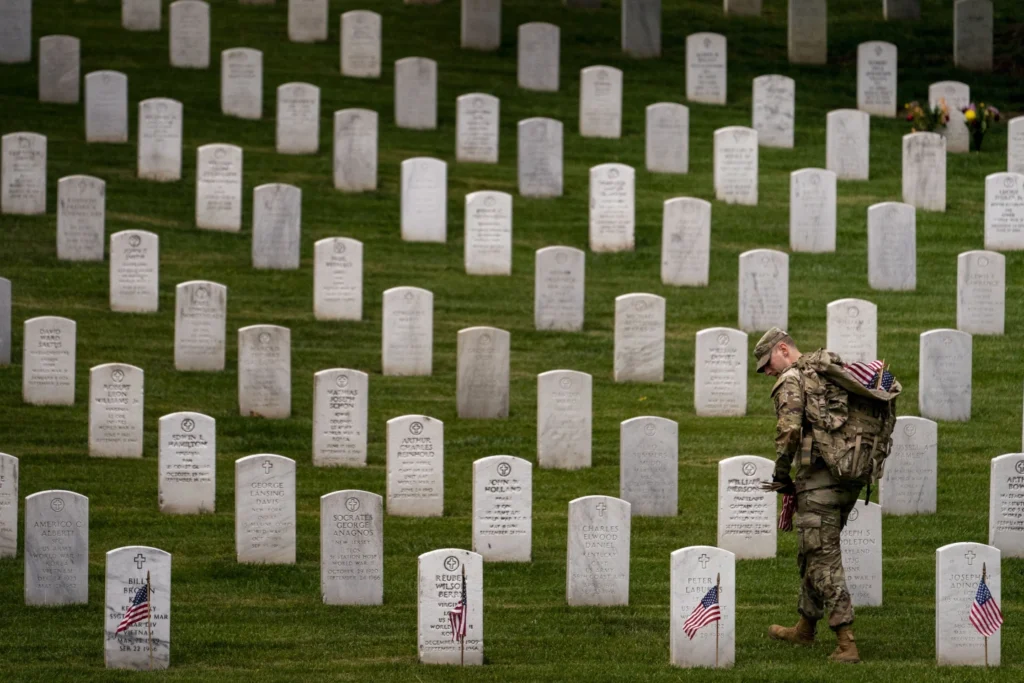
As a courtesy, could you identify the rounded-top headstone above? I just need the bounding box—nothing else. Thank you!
[104,545,171,670]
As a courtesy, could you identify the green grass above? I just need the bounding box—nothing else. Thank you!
[2,0,1024,680]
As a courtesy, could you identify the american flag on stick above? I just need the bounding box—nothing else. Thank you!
[448,566,468,643]
[116,584,150,634]
[844,360,895,391]
[779,493,796,531]
[970,569,1003,638]
[684,585,721,640]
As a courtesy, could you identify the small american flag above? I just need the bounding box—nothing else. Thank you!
[969,575,1003,638]
[844,360,894,391]
[683,585,721,640]
[448,570,468,643]
[779,493,796,531]
[116,584,149,634]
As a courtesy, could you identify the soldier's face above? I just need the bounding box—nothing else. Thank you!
[763,344,791,377]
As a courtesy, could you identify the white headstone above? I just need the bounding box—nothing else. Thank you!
[252,183,301,269]
[235,454,296,564]
[953,0,992,72]
[622,0,660,58]
[686,33,727,105]
[534,246,584,331]
[457,326,510,419]
[0,453,15,558]
[620,416,678,516]
[122,0,161,31]
[518,117,563,197]
[789,168,836,252]
[825,298,876,364]
[957,250,1004,335]
[880,416,937,516]
[104,546,170,670]
[857,41,897,118]
[1,132,46,215]
[566,495,631,605]
[394,57,437,130]
[725,0,760,15]
[464,191,511,275]
[929,81,970,154]
[579,66,622,138]
[694,327,747,417]
[57,175,106,262]
[417,549,483,664]
[174,280,226,371]
[276,82,320,154]
[220,48,262,120]
[867,202,916,291]
[885,0,919,20]
[919,329,972,422]
[713,126,758,205]
[787,0,827,64]
[461,0,500,51]
[537,369,592,470]
[0,277,8,366]
[456,94,499,164]
[85,71,128,143]
[195,143,243,232]
[386,415,444,516]
[169,1,210,69]
[314,237,363,321]
[661,197,709,286]
[22,316,76,405]
[473,456,532,561]
[752,75,794,149]
[614,293,665,383]
[138,98,182,181]
[670,546,735,668]
[935,542,1000,665]
[158,411,216,514]
[646,103,689,174]
[738,249,788,332]
[984,172,1024,250]
[518,22,558,92]
[840,502,882,606]
[238,325,291,419]
[401,157,446,242]
[321,490,383,604]
[902,132,947,212]
[24,490,88,605]
[717,455,776,558]
[313,369,368,467]
[1009,118,1024,175]
[39,35,80,103]
[826,109,870,180]
[989,454,1024,558]
[0,0,31,63]
[333,109,378,192]
[288,0,327,42]
[340,10,381,78]
[89,363,144,459]
[382,287,433,376]
[590,163,635,252]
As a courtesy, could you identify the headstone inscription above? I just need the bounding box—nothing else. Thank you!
[738,249,788,332]
[717,455,776,558]
[935,542,1000,666]
[158,411,215,514]
[0,279,9,366]
[252,183,301,270]
[0,453,17,558]
[957,250,1005,335]
[669,546,735,668]
[589,163,635,252]
[620,416,678,516]
[840,502,882,606]
[713,126,758,205]
[88,363,144,459]
[929,81,970,154]
[472,456,532,562]
[1010,118,1024,175]
[918,329,972,422]
[902,132,946,212]
[321,490,383,605]
[953,0,993,72]
[401,157,447,242]
[103,546,170,670]
[387,415,444,516]
[0,0,31,63]
[880,416,938,516]
[276,82,320,154]
[867,202,916,291]
[789,168,837,253]
[537,370,592,470]
[983,172,1024,250]
[461,0,501,51]
[57,175,106,262]
[220,48,262,120]
[694,327,747,417]
[85,71,129,143]
[417,549,483,664]
[614,293,665,383]
[518,117,563,197]
[170,0,210,69]
[395,57,437,130]
[788,0,827,65]
[237,325,291,419]
[464,191,512,275]
[288,0,328,43]
[333,109,378,192]
[22,316,76,406]
[752,75,794,149]
[137,98,183,182]
[456,93,499,164]
[39,35,80,103]
[1,132,46,215]
[314,237,363,321]
[579,66,623,138]
[566,496,631,606]
[661,197,709,286]
[621,0,661,58]
[989,454,1024,557]
[235,454,296,564]
[340,10,381,78]
[195,143,243,231]
[686,32,727,105]
[313,369,368,467]
[518,22,559,92]
[457,326,511,419]
[826,109,870,181]
[825,298,877,364]
[24,490,88,605]
[382,286,433,376]
[174,280,226,371]
[122,0,161,31]
[534,246,584,331]
[857,41,897,118]
[646,103,689,174]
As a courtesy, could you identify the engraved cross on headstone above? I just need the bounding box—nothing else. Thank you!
[134,553,146,570]
[964,550,977,566]
[596,502,607,517]
[698,553,710,570]
[262,460,273,474]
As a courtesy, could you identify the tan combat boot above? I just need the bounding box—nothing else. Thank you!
[828,626,861,663]
[768,616,816,645]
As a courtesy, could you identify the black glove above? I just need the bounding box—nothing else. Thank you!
[759,474,796,495]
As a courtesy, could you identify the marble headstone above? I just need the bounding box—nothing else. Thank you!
[252,183,302,270]
[787,0,827,64]
[1,132,46,215]
[395,57,437,130]
[39,35,79,103]
[472,456,532,562]
[534,246,584,331]
[159,411,215,514]
[918,329,972,422]
[122,0,161,31]
[826,109,870,181]
[884,0,919,20]
[880,416,937,516]
[170,0,210,69]
[321,490,383,604]
[713,126,758,205]
[953,0,993,72]
[457,326,510,419]
[694,327,747,417]
[983,172,1024,250]
[461,0,501,51]
[22,316,76,406]
[725,0,760,15]
[85,71,129,143]
[401,157,447,242]
[1009,118,1024,175]
[57,175,106,262]
[620,416,678,516]
[957,250,1005,335]
[566,496,631,606]
[340,10,381,78]
[0,453,16,558]
[989,454,1024,557]
[518,22,558,92]
[88,363,144,459]
[579,66,622,138]
[104,546,170,670]
[195,143,243,231]
[686,33,727,105]
[0,278,8,365]
[138,98,183,181]
[902,132,946,212]
[0,0,31,63]
[622,0,661,58]
[752,75,794,149]
[614,293,665,383]
[537,370,592,470]
[670,546,735,668]
[313,237,363,321]
[717,455,776,558]
[382,286,433,376]
[24,490,88,605]
[386,415,444,516]
[464,191,512,275]
[174,280,226,371]
[235,454,296,564]
[840,502,882,606]
[238,325,291,419]
[288,0,328,43]
[333,109,378,192]
[276,83,320,154]
[825,298,877,364]
[738,249,788,332]
[789,168,836,252]
[867,202,916,291]
[110,230,159,313]
[646,103,689,174]
[929,81,970,154]
[518,117,563,197]
[589,163,635,252]
[456,94,499,164]
[313,369,368,467]
[857,42,897,118]
[220,48,262,120]
[417,549,483,664]
[936,542,1000,665]
[661,197,709,286]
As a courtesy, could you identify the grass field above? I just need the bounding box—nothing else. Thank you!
[2,0,1024,680]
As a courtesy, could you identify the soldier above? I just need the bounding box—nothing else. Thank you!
[754,327,862,664]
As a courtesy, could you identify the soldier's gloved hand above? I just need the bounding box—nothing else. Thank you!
[770,474,796,495]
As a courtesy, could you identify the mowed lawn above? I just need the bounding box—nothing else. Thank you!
[1,0,1024,680]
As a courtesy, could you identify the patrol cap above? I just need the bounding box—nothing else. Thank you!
[754,327,788,373]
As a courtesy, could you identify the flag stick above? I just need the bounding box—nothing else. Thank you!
[873,360,886,389]
[715,573,721,669]
[146,570,153,671]
[460,564,466,667]
[983,563,988,668]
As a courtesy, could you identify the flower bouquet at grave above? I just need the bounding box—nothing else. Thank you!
[904,100,949,133]
[962,102,1001,152]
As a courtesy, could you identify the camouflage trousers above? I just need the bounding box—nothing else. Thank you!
[794,485,861,629]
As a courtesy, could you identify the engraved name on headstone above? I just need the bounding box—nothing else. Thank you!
[57,175,105,262]
[535,246,584,331]
[382,286,433,376]
[590,163,635,252]
[238,325,291,419]
[103,546,170,670]
[170,0,210,69]
[567,495,631,605]
[473,456,532,561]
[686,32,727,105]
[174,280,226,371]
[614,293,665,383]
[110,231,159,313]
[752,75,794,149]
[789,168,836,252]
[456,94,499,164]
[738,249,787,332]
[840,502,882,606]
[252,183,301,269]
[0,453,18,558]
[957,250,1005,335]
[518,22,559,92]
[880,416,938,516]
[919,329,972,422]
[646,103,689,174]
[235,454,296,564]
[395,57,437,130]
[902,132,946,212]
[24,490,88,605]
[276,82,320,154]
[159,411,216,514]
[89,363,144,459]
[518,117,563,197]
[333,109,378,192]
[401,157,446,242]
[321,490,383,604]
[220,48,262,120]
[857,41,897,118]
[661,197,709,286]
[620,416,678,516]
[694,327,748,417]
[1,132,46,215]
[983,172,1024,250]
[713,126,758,205]
[989,454,1024,558]
[936,542,1000,665]
[465,191,512,275]
[314,237,363,321]
[670,546,735,668]
[457,326,511,419]
[85,71,129,143]
[717,455,776,558]
[537,369,592,470]
[579,66,623,139]
[387,415,444,516]
[22,316,76,405]
[825,298,877,364]
[313,369,368,467]
[826,109,870,181]
[417,549,483,664]
[138,98,183,181]
[39,35,80,103]
[341,10,381,78]
[195,143,243,231]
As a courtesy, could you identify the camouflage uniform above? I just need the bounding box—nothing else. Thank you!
[772,355,862,629]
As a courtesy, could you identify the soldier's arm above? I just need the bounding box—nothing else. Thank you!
[772,374,804,483]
